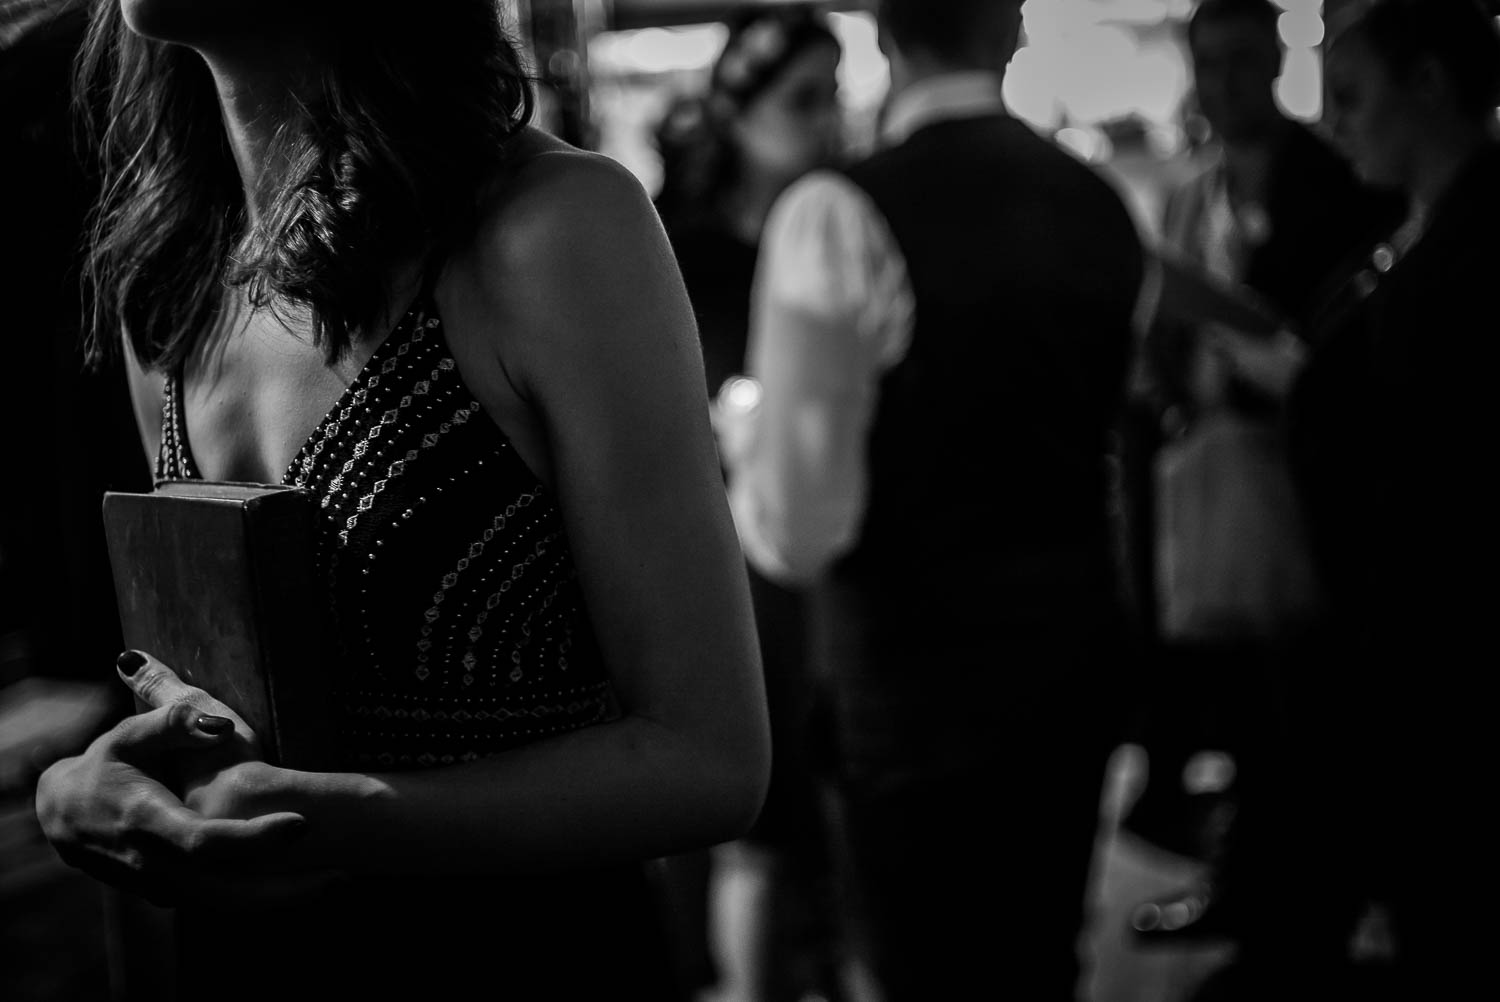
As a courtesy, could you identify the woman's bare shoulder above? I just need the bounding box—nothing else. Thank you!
[442,127,681,358]
[465,127,664,270]
[493,126,647,200]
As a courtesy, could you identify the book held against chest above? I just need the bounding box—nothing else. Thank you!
[102,480,336,771]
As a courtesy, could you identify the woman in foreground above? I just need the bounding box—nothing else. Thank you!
[34,1,770,996]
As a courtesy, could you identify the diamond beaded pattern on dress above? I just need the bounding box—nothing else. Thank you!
[156,294,615,769]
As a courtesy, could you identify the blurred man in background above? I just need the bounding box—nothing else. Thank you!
[726,0,1145,996]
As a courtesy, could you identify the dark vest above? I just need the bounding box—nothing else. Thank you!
[818,114,1142,736]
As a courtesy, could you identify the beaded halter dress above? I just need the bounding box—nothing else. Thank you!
[156,292,679,1001]
[156,292,616,769]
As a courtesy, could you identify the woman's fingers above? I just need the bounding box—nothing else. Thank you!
[181,812,310,863]
[114,649,262,754]
[122,802,315,905]
[95,775,307,861]
[36,744,311,908]
[149,811,332,908]
[106,701,240,762]
[117,649,208,709]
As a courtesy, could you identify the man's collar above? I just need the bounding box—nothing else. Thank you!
[879,71,1008,147]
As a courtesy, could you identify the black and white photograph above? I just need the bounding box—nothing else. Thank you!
[2,0,1496,999]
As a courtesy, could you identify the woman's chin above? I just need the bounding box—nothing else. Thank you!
[119,0,199,42]
[119,0,276,45]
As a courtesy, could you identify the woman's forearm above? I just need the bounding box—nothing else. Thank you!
[247,712,766,876]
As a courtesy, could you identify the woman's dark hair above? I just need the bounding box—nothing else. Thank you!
[1329,0,1500,122]
[75,0,534,370]
[653,3,837,232]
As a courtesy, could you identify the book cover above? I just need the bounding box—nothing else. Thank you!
[101,481,336,771]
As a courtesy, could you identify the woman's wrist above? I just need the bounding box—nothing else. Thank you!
[221,765,395,872]
[190,761,384,822]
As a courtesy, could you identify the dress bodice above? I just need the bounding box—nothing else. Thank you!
[156,293,614,769]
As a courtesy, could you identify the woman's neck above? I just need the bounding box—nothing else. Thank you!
[199,44,314,224]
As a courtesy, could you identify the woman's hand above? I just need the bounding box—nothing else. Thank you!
[33,700,311,906]
[116,652,318,822]
[116,649,263,761]
[115,649,266,809]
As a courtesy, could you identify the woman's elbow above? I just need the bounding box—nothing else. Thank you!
[698,723,772,841]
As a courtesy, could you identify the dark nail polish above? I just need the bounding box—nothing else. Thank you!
[195,714,233,735]
[116,650,147,676]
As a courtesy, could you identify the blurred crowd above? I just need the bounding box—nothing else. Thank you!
[644,1,1499,999]
[3,0,1497,1000]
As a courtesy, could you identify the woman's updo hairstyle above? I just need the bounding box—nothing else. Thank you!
[653,3,837,231]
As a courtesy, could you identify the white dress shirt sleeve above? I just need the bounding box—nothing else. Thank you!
[725,169,915,584]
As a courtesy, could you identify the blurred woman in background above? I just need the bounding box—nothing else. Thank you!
[651,6,847,1001]
[655,3,844,402]
[1207,0,1500,993]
